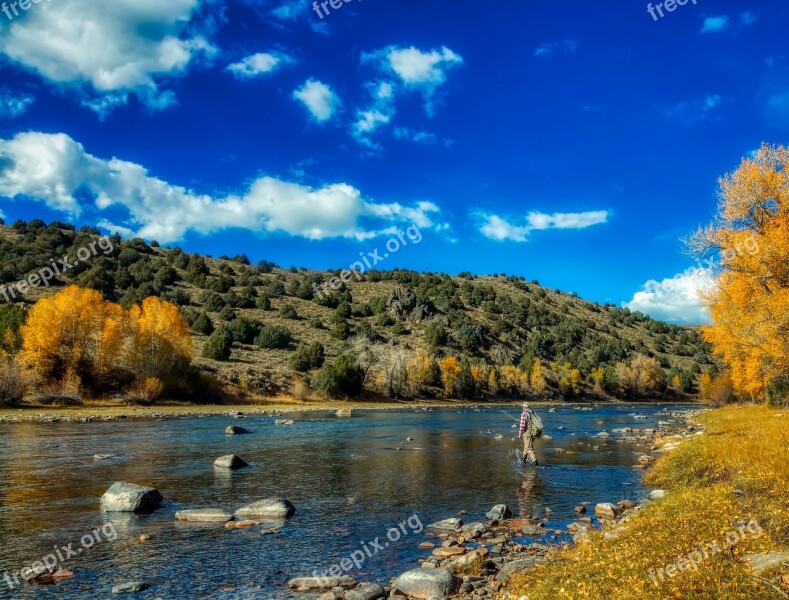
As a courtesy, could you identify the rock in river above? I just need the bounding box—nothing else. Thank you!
[101,482,163,513]
[288,575,356,592]
[225,425,250,435]
[391,568,456,599]
[345,583,385,600]
[485,504,512,521]
[235,498,296,519]
[427,518,463,532]
[175,509,233,523]
[112,581,150,594]
[213,454,249,470]
[594,503,621,520]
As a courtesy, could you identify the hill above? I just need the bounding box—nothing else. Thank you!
[0,219,717,402]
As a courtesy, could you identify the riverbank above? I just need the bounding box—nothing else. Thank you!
[505,404,789,599]
[0,398,699,423]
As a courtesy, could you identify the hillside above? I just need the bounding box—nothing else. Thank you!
[0,219,717,402]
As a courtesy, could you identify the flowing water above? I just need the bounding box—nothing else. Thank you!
[0,404,692,599]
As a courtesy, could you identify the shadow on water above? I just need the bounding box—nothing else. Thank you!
[0,404,688,599]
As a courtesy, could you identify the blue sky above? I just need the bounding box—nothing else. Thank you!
[0,0,787,324]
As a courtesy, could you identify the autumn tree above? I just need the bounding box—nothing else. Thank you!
[438,356,461,397]
[688,144,788,400]
[530,359,547,396]
[127,297,192,380]
[407,348,440,395]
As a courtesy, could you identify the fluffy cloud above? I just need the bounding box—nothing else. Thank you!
[478,210,610,242]
[0,0,214,114]
[623,268,714,325]
[293,79,341,123]
[700,16,731,33]
[0,132,448,243]
[0,89,34,118]
[534,40,578,58]
[226,52,293,78]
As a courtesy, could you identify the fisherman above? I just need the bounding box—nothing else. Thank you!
[518,402,542,465]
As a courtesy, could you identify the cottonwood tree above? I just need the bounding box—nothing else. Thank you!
[688,144,788,400]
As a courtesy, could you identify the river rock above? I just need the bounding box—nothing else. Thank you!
[225,425,250,435]
[175,509,232,523]
[345,583,385,600]
[112,581,150,594]
[336,408,353,418]
[391,568,456,599]
[594,503,621,519]
[521,523,547,536]
[275,419,295,426]
[497,558,538,583]
[101,482,163,513]
[461,522,487,539]
[649,489,668,500]
[432,547,466,557]
[235,498,296,519]
[213,454,249,469]
[485,504,512,521]
[225,520,260,528]
[428,518,463,532]
[288,576,356,592]
[33,567,74,583]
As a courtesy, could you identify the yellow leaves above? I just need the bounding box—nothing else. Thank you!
[19,285,192,392]
[438,356,461,396]
[691,143,788,400]
[530,359,547,395]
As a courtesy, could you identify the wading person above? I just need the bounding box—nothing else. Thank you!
[518,402,543,465]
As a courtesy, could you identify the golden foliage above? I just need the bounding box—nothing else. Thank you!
[690,144,789,399]
[19,286,192,396]
[438,356,461,396]
[616,354,664,396]
[406,348,438,394]
[529,359,547,395]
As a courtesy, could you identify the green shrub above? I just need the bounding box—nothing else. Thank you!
[279,304,298,320]
[289,342,325,372]
[192,312,214,335]
[255,325,292,349]
[202,329,233,361]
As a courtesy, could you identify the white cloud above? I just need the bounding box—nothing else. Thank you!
[0,131,449,243]
[0,0,214,115]
[534,39,578,58]
[226,52,292,78]
[293,79,341,123]
[623,268,714,325]
[478,210,610,242]
[0,89,34,118]
[362,45,463,115]
[700,16,731,33]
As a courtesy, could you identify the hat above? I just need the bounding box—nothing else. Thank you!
[522,402,530,408]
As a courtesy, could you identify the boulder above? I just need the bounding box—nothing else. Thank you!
[649,489,668,500]
[594,503,621,520]
[345,583,385,600]
[485,504,512,521]
[175,509,232,523]
[101,482,163,513]
[497,559,538,583]
[288,576,356,592]
[33,567,74,584]
[461,522,487,539]
[391,568,456,599]
[521,523,546,536]
[275,419,295,426]
[225,425,250,435]
[336,408,353,418]
[427,518,463,532]
[213,454,249,470]
[235,498,296,519]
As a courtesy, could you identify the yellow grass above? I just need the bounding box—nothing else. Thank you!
[507,405,789,599]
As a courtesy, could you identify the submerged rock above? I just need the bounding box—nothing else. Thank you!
[288,575,356,592]
[111,581,150,594]
[235,498,296,519]
[175,509,233,523]
[101,482,163,513]
[391,568,456,599]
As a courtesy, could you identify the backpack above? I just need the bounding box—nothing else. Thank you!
[529,411,544,439]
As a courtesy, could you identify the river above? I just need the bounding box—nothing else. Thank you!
[0,403,692,599]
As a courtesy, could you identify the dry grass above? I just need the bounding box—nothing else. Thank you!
[506,405,789,599]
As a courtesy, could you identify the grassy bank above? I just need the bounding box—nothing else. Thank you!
[507,404,789,599]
